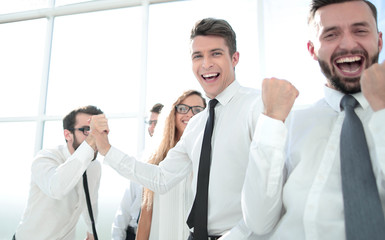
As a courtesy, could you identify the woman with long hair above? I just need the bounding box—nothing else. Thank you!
[136,89,206,240]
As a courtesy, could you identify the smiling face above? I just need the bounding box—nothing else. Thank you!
[191,35,239,99]
[307,1,383,94]
[175,94,206,138]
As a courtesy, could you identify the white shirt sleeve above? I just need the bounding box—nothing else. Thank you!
[241,114,287,235]
[31,142,95,199]
[368,108,385,186]
[104,141,192,194]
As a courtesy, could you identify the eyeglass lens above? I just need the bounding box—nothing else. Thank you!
[176,104,204,115]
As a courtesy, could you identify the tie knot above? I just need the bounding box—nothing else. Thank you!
[341,95,358,111]
[209,99,218,109]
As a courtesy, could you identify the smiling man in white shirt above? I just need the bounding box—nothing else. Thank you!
[91,18,266,239]
[242,0,385,239]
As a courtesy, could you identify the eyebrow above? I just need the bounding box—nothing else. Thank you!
[351,21,371,28]
[322,21,371,34]
[192,48,225,56]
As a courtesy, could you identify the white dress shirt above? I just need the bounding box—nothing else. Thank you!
[15,142,101,240]
[242,86,385,240]
[112,181,142,240]
[104,81,264,239]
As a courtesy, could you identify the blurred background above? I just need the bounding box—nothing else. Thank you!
[0,0,384,239]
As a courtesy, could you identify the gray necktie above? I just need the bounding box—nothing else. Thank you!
[340,95,385,240]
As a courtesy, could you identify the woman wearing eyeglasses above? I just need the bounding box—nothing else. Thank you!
[136,90,206,240]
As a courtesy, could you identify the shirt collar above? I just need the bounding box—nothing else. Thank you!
[323,85,369,112]
[207,80,240,106]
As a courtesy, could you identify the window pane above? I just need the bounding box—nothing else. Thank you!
[0,122,36,237]
[375,0,385,63]
[107,118,138,154]
[46,7,142,116]
[43,120,66,148]
[147,0,259,107]
[0,19,46,117]
[263,0,325,105]
[0,0,49,14]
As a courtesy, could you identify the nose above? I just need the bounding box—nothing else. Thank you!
[202,56,213,69]
[339,32,359,50]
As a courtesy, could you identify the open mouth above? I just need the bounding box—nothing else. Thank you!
[202,73,220,81]
[334,56,364,76]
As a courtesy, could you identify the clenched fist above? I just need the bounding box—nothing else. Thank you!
[361,61,385,112]
[262,78,299,122]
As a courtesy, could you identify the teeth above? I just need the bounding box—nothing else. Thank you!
[203,73,218,78]
[336,56,361,63]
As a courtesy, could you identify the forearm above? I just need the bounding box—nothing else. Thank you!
[241,114,287,235]
[104,146,191,194]
[32,142,95,199]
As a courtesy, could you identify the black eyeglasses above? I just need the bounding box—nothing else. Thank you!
[70,126,90,136]
[175,104,205,115]
[145,120,158,126]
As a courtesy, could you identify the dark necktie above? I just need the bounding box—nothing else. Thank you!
[340,95,385,240]
[187,99,218,239]
[83,172,98,240]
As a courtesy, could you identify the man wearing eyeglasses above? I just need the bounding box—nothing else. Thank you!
[13,105,103,240]
[146,103,164,137]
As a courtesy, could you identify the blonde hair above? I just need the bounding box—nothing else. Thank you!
[142,90,206,210]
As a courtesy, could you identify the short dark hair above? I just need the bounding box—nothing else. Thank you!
[308,0,378,30]
[190,18,237,56]
[63,105,103,132]
[150,103,164,114]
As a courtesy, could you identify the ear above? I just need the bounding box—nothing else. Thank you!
[378,31,383,53]
[64,129,73,143]
[232,51,240,67]
[307,41,318,61]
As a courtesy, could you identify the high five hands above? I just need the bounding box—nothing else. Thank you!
[89,114,111,156]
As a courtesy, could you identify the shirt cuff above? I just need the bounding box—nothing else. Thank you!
[74,141,96,166]
[254,114,287,149]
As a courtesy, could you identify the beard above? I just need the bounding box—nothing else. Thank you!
[317,49,379,94]
[73,135,98,160]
